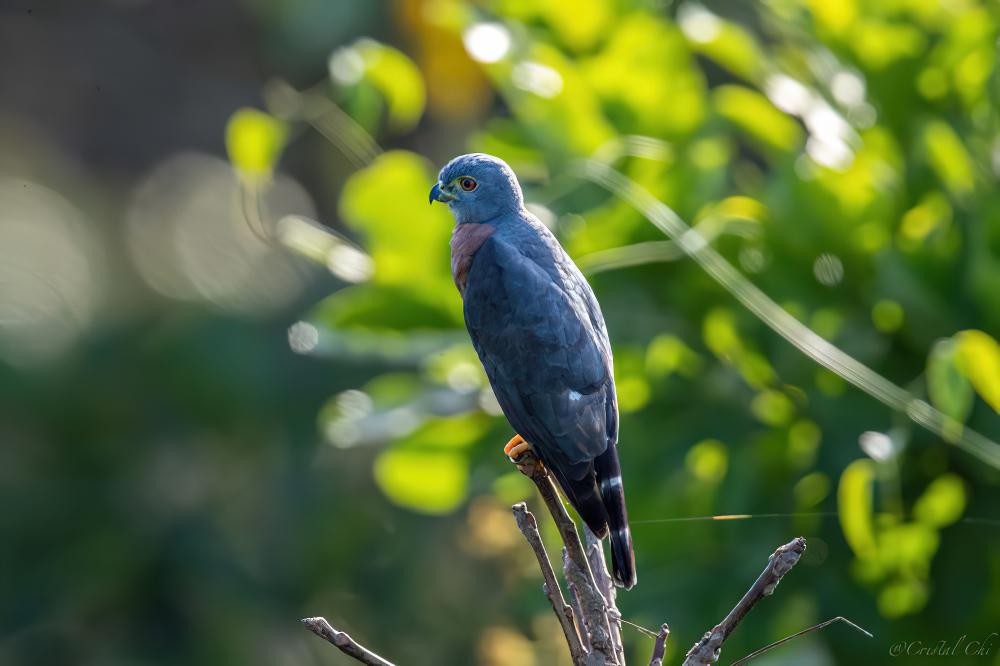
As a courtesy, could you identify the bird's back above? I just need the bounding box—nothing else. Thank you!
[457,213,635,588]
[462,214,617,462]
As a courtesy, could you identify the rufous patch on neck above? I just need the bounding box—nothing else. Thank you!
[450,223,496,295]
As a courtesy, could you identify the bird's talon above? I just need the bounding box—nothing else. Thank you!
[504,434,532,460]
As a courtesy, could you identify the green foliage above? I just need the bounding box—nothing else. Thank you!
[374,414,490,514]
[330,39,426,132]
[839,459,968,618]
[296,3,1000,650]
[9,1,1000,664]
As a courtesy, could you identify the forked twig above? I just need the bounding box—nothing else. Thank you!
[648,624,670,666]
[512,451,619,665]
[512,502,589,663]
[682,537,806,666]
[303,447,870,666]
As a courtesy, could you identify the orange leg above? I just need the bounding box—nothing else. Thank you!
[503,433,532,460]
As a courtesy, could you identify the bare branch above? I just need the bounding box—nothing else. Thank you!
[512,502,588,663]
[649,624,670,666]
[562,552,591,652]
[682,537,807,666]
[301,617,395,666]
[585,526,624,664]
[730,616,873,666]
[513,451,619,665]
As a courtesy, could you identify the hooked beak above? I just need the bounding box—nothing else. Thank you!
[429,182,455,205]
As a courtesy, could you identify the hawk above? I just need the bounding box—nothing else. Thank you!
[430,153,636,588]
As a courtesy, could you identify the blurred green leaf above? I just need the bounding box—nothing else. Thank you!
[851,20,926,70]
[375,447,469,515]
[872,299,905,333]
[913,473,966,528]
[878,577,929,618]
[921,120,975,197]
[373,413,490,515]
[315,285,457,331]
[339,150,456,300]
[331,39,426,131]
[645,334,701,378]
[751,390,795,426]
[926,338,973,431]
[224,108,287,177]
[794,471,831,507]
[713,85,802,154]
[491,470,534,505]
[878,523,938,572]
[685,15,765,83]
[583,14,706,138]
[955,330,1000,412]
[839,459,878,558]
[492,0,613,51]
[788,419,822,469]
[616,374,651,412]
[703,308,743,362]
[495,42,616,156]
[685,439,728,484]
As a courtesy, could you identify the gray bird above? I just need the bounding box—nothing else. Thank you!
[430,153,636,588]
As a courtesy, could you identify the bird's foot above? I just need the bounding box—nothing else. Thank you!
[504,433,532,461]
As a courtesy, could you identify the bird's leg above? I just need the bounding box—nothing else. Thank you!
[504,433,533,461]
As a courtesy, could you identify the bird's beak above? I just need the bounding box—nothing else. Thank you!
[429,182,455,205]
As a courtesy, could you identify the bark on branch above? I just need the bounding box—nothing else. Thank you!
[301,617,395,666]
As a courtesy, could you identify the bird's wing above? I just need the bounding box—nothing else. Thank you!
[463,235,613,471]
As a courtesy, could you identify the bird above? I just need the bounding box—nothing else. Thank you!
[430,153,636,588]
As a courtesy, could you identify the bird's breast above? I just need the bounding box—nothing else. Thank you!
[450,223,496,295]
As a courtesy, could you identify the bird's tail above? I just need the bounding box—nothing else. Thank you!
[595,447,636,589]
[549,463,610,540]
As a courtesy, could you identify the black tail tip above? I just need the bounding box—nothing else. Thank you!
[612,563,637,589]
[610,532,636,589]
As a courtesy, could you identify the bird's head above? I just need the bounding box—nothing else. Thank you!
[429,153,524,225]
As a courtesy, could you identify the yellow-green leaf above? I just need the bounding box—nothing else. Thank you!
[330,39,426,131]
[751,390,795,426]
[224,108,287,177]
[877,577,929,618]
[373,413,489,515]
[645,334,701,378]
[713,85,802,154]
[339,151,454,296]
[955,330,1000,412]
[685,15,765,83]
[685,439,728,484]
[838,459,877,558]
[922,120,974,197]
[374,448,469,515]
[703,308,743,361]
[926,338,973,431]
[583,14,706,138]
[913,473,966,528]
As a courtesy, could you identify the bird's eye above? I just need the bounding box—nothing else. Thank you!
[459,177,477,191]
